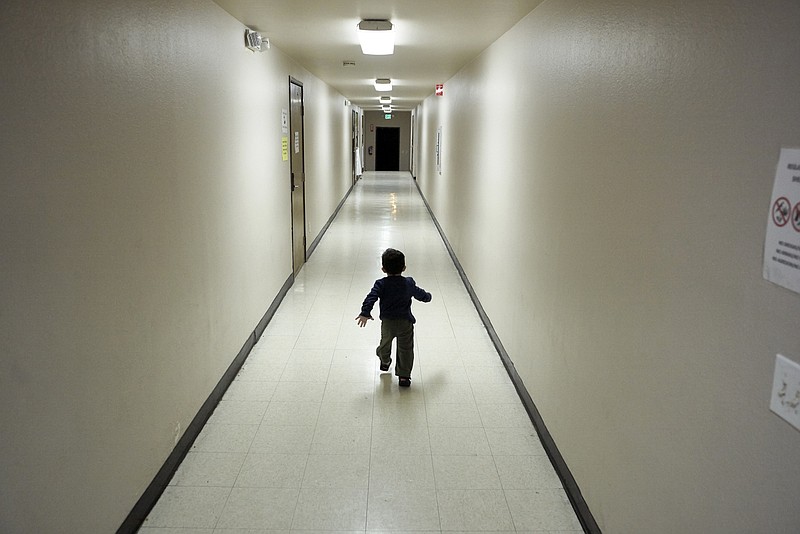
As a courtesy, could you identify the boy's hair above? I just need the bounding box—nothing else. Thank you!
[381,248,405,275]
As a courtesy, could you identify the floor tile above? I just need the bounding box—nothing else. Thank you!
[372,401,427,427]
[369,453,435,491]
[236,361,286,381]
[190,424,257,454]
[279,362,331,382]
[292,487,368,530]
[216,487,299,530]
[428,426,492,456]
[323,380,375,403]
[425,402,482,427]
[485,427,547,456]
[419,362,469,383]
[136,528,213,534]
[249,425,314,454]
[494,455,563,489]
[366,488,440,531]
[208,400,268,426]
[311,424,372,454]
[169,452,245,487]
[504,489,583,531]
[436,489,514,531]
[142,486,230,529]
[423,382,476,405]
[432,455,501,489]
[222,380,278,402]
[470,382,521,404]
[464,365,512,385]
[234,453,308,488]
[271,381,327,403]
[371,425,431,456]
[253,334,299,353]
[317,400,374,426]
[301,453,370,488]
[477,403,533,428]
[328,361,378,383]
[261,401,320,426]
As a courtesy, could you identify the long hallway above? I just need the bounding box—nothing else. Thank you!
[139,172,581,532]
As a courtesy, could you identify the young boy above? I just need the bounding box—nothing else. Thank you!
[356,248,432,387]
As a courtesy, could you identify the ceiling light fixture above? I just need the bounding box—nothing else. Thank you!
[374,78,392,92]
[358,19,394,55]
[379,96,392,104]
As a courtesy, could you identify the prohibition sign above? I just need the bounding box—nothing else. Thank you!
[793,202,800,233]
[773,197,791,227]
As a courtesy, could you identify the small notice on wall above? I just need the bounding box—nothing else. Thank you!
[763,148,800,294]
[281,136,289,161]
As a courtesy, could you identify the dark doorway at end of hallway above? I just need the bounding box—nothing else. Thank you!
[376,127,400,171]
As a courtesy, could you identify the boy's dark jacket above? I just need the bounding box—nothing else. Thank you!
[360,276,432,324]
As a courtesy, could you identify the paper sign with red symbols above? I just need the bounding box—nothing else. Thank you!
[763,148,800,294]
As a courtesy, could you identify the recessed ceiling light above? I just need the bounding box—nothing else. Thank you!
[379,96,392,104]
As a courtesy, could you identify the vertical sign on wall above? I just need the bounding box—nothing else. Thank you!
[281,137,289,161]
[763,147,800,294]
[435,84,444,96]
[435,126,442,175]
[281,109,289,161]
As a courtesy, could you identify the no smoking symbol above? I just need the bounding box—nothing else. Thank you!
[793,203,800,233]
[773,197,791,227]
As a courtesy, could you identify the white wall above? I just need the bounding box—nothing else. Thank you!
[303,77,355,241]
[0,1,352,531]
[415,1,800,532]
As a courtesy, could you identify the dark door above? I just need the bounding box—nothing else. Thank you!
[375,127,400,171]
[289,79,306,275]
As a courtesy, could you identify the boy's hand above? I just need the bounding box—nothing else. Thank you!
[355,315,372,327]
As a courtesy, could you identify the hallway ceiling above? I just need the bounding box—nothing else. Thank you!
[213,0,544,111]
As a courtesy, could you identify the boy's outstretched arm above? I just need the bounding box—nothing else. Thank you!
[357,281,381,327]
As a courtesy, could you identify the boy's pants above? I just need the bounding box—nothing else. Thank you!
[377,318,414,378]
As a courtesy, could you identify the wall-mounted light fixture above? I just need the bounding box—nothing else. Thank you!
[358,20,394,55]
[244,28,269,52]
[374,78,392,92]
[379,96,392,105]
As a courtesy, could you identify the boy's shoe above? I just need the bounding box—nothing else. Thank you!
[398,377,411,387]
[380,359,392,372]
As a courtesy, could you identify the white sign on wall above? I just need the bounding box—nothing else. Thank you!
[763,148,800,294]
[435,126,442,175]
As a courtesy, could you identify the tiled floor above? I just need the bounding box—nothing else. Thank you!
[139,171,582,533]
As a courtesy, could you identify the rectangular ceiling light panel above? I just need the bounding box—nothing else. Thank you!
[358,20,394,55]
[374,78,392,91]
